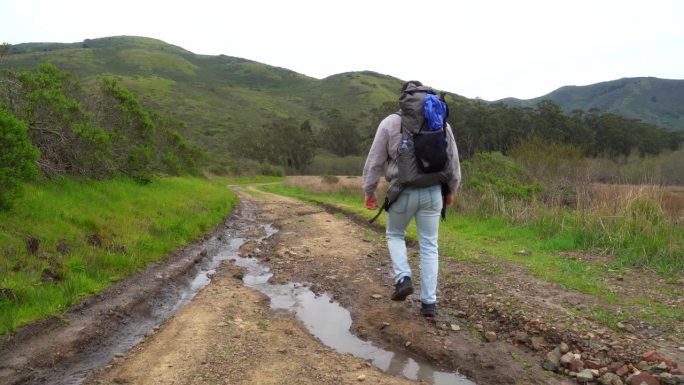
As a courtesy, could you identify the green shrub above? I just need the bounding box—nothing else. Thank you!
[258,162,284,177]
[462,152,543,201]
[320,175,339,184]
[306,153,366,176]
[0,107,39,210]
[509,137,585,182]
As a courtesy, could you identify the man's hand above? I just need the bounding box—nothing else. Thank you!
[444,193,454,208]
[365,194,378,210]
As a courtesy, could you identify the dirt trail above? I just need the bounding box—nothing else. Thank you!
[5,184,680,385]
[84,188,418,385]
[88,186,558,385]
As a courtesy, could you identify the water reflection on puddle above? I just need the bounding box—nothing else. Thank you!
[231,226,475,385]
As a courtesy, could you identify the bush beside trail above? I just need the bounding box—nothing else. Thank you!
[0,107,39,210]
[0,63,202,208]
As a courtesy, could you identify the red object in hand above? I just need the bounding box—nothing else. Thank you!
[444,194,454,208]
[365,194,378,210]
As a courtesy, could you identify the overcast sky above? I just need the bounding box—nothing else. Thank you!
[4,0,684,100]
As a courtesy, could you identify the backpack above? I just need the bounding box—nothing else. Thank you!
[369,81,454,223]
[396,82,451,186]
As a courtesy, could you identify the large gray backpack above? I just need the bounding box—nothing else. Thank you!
[396,82,454,187]
[369,81,454,223]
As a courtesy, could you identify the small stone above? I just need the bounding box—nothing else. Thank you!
[559,342,570,353]
[531,336,545,350]
[371,294,383,299]
[616,364,630,376]
[616,275,624,281]
[591,369,600,377]
[679,347,684,352]
[545,348,562,367]
[514,249,531,256]
[576,369,594,382]
[561,352,575,365]
[599,373,620,385]
[586,360,602,369]
[484,331,497,342]
[671,375,684,383]
[570,359,585,373]
[650,361,670,374]
[450,324,461,331]
[217,322,228,327]
[114,353,124,358]
[642,350,664,363]
[380,322,390,329]
[405,341,412,347]
[232,272,244,280]
[636,361,648,370]
[628,372,659,385]
[357,374,366,381]
[542,362,559,372]
[515,331,529,343]
[277,348,287,353]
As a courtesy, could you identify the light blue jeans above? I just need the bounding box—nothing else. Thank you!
[386,185,441,304]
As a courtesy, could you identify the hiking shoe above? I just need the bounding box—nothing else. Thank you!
[421,302,437,317]
[391,276,414,301]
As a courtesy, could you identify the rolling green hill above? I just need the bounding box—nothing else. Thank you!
[1,36,468,166]
[498,77,684,131]
[2,36,681,176]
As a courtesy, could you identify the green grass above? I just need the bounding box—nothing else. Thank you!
[257,183,684,332]
[0,176,245,334]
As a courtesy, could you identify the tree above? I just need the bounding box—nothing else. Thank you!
[230,118,317,172]
[0,107,39,210]
[0,42,10,64]
[361,101,397,152]
[319,109,361,157]
[287,120,317,172]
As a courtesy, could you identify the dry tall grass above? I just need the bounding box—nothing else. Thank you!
[284,175,389,197]
[584,184,684,225]
[284,176,684,225]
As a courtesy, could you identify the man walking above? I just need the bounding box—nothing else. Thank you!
[362,81,461,317]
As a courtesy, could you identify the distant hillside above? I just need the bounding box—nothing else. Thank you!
[498,77,684,131]
[2,36,681,176]
[0,36,470,163]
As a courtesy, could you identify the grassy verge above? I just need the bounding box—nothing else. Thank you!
[258,182,684,333]
[0,176,249,334]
